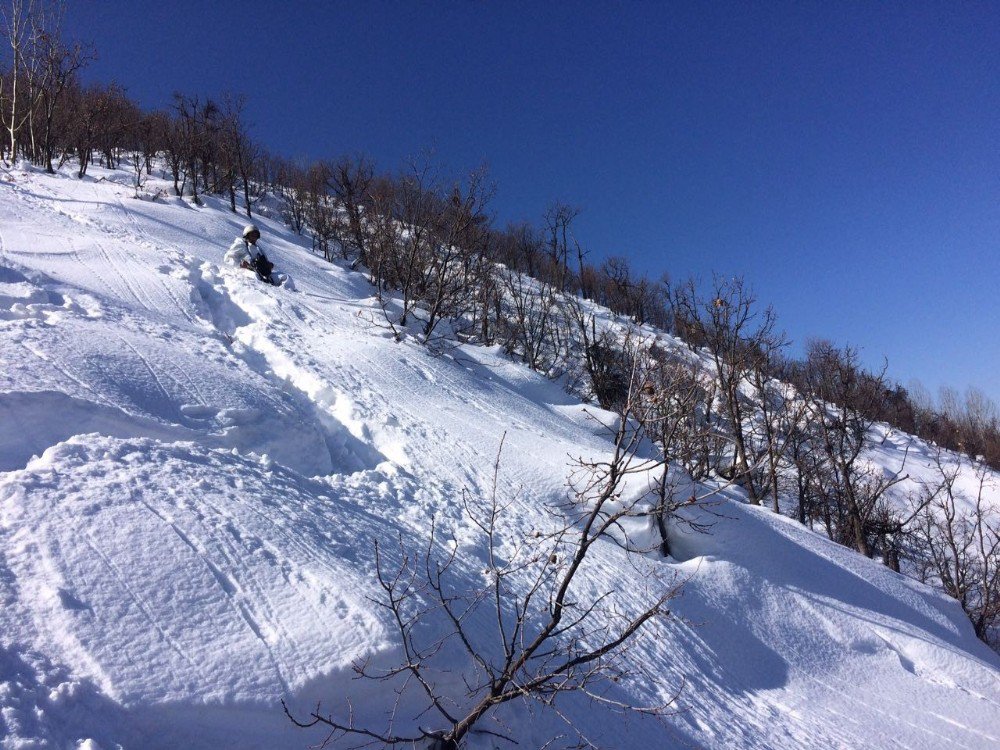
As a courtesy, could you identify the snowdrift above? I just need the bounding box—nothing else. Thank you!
[1,164,998,749]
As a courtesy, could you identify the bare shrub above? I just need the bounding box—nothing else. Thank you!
[915,452,1000,647]
[286,383,683,748]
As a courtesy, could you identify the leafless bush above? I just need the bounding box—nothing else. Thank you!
[914,452,1000,647]
[803,341,912,558]
[636,345,722,554]
[285,381,683,749]
[669,276,788,503]
[499,260,563,374]
[272,157,310,234]
[324,154,375,266]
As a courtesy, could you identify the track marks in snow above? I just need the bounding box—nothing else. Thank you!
[3,174,392,479]
[0,643,125,750]
[186,259,388,476]
[0,261,100,324]
[187,261,252,335]
[2,178,202,326]
[0,391,198,472]
[0,436,388,712]
[0,244,382,478]
[144,497,295,695]
[81,532,207,678]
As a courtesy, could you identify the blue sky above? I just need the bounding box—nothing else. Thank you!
[66,1,999,403]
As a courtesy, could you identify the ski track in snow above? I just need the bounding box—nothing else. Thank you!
[0,164,999,749]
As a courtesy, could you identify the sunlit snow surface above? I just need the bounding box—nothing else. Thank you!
[1,164,998,749]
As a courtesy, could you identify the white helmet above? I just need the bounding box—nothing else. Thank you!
[242,224,260,239]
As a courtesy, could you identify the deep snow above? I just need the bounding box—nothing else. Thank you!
[1,163,998,749]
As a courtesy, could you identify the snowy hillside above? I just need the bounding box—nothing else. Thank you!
[1,163,999,749]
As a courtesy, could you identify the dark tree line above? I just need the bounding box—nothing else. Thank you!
[274,147,1000,488]
[1,1,266,214]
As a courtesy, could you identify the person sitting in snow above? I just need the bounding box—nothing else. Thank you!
[224,224,278,285]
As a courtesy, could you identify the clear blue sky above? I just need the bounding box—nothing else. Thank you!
[65,1,1000,404]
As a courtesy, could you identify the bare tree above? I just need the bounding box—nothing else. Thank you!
[782,406,827,527]
[600,256,634,317]
[69,82,117,178]
[172,93,219,203]
[669,276,787,503]
[573,309,634,410]
[160,108,187,195]
[500,265,561,373]
[420,167,494,343]
[1,0,34,163]
[304,164,340,260]
[272,157,310,233]
[637,344,719,555]
[324,153,375,266]
[939,387,1000,467]
[125,107,149,196]
[543,202,579,294]
[465,227,502,345]
[366,157,439,329]
[213,95,260,216]
[125,109,169,194]
[224,96,260,217]
[915,452,1000,647]
[31,0,89,172]
[746,358,798,513]
[803,341,911,558]
[286,387,682,748]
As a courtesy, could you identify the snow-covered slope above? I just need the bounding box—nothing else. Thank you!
[1,164,998,749]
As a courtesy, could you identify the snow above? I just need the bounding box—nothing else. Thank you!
[1,162,998,749]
